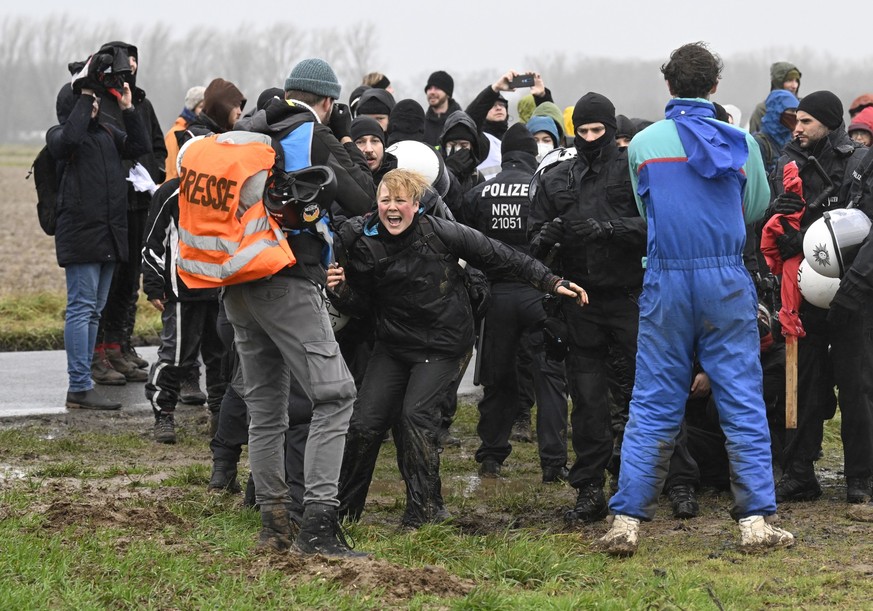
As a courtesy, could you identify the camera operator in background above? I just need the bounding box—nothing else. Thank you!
[51,52,151,410]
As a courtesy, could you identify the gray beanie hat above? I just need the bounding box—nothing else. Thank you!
[284,58,341,99]
[184,86,206,110]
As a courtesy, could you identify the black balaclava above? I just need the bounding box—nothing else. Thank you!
[572,92,617,160]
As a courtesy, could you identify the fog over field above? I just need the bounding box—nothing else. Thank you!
[5,3,873,144]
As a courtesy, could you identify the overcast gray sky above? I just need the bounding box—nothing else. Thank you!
[8,0,869,83]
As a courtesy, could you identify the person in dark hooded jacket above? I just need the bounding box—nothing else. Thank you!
[48,77,150,411]
[90,41,167,386]
[528,92,647,524]
[440,110,488,215]
[190,77,246,134]
[387,99,426,146]
[330,168,587,527]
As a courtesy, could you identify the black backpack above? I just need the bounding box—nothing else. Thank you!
[26,145,65,236]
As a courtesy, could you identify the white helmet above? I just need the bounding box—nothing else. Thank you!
[323,289,350,333]
[802,208,872,278]
[797,258,841,309]
[529,146,577,202]
[385,140,450,197]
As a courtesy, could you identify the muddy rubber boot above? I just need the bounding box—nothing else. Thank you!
[104,345,148,382]
[208,460,241,493]
[256,503,295,552]
[92,348,126,386]
[295,503,369,558]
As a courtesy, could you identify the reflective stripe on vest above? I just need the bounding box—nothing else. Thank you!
[177,137,296,288]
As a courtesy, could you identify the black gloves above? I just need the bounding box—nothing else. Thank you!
[444,148,477,177]
[776,217,804,260]
[538,220,566,249]
[328,102,352,140]
[772,191,806,215]
[465,268,491,321]
[568,218,614,242]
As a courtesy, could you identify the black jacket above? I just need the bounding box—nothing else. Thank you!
[47,86,150,267]
[424,98,462,148]
[528,142,646,290]
[462,151,538,279]
[142,178,218,303]
[332,214,559,361]
[439,110,487,209]
[832,146,873,310]
[772,128,866,230]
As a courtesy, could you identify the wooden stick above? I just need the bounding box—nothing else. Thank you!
[785,336,798,429]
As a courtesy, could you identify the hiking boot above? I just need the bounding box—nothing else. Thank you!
[256,503,295,552]
[593,514,640,557]
[510,420,533,443]
[65,388,121,411]
[92,349,126,386]
[667,484,699,519]
[738,515,794,551]
[295,503,370,558]
[478,459,502,478]
[775,474,822,502]
[208,460,241,493]
[847,477,872,504]
[179,371,206,405]
[154,412,177,444]
[104,346,148,382]
[542,465,569,484]
[565,481,608,523]
[121,341,149,369]
[438,427,461,448]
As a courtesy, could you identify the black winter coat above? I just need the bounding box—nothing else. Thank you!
[424,99,462,148]
[528,143,646,290]
[332,214,560,361]
[47,86,150,267]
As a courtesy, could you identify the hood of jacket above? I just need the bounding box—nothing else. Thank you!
[770,61,801,92]
[761,89,799,149]
[439,110,484,163]
[667,98,749,179]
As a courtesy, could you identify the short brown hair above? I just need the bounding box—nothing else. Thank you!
[284,89,327,106]
[378,169,428,203]
[661,42,723,99]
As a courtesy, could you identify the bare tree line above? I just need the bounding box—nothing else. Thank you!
[7,15,873,144]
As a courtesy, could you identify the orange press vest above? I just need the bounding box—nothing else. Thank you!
[177,137,296,288]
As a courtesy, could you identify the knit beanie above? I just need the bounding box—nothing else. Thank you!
[256,87,284,111]
[442,122,476,145]
[284,58,341,99]
[425,70,454,97]
[848,107,873,137]
[572,92,617,132]
[526,116,560,147]
[849,93,873,117]
[387,99,426,145]
[184,86,206,111]
[351,116,386,146]
[501,123,538,157]
[615,114,638,140]
[797,90,844,130]
[532,102,566,142]
[356,88,396,116]
[202,78,246,131]
[349,85,369,115]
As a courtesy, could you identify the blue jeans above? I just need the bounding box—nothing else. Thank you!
[65,262,115,391]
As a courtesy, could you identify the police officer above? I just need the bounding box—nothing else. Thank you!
[528,92,646,522]
[769,91,871,504]
[462,124,570,482]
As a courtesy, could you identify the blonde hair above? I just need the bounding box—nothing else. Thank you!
[362,72,389,88]
[378,169,428,203]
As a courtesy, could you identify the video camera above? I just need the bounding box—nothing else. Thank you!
[68,45,132,96]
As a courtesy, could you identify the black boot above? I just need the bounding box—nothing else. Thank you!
[847,477,872,504]
[243,473,257,509]
[667,484,699,519]
[208,460,241,493]
[564,481,608,523]
[295,503,369,558]
[256,503,295,552]
[775,468,822,502]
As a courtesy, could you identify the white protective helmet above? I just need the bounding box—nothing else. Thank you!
[797,258,841,309]
[324,289,349,333]
[528,146,578,202]
[802,208,872,278]
[385,140,450,198]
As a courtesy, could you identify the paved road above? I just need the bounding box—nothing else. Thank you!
[0,347,482,419]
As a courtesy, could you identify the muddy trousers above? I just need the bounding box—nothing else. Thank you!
[784,302,873,481]
[338,346,458,525]
[223,275,356,509]
[145,299,225,415]
[475,282,567,469]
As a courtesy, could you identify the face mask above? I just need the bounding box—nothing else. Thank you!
[536,142,554,162]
